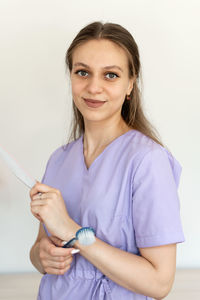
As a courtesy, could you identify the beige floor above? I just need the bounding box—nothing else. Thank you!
[0,269,199,299]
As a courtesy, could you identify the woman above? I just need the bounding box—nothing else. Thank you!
[30,21,185,300]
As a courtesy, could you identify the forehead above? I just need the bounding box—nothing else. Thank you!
[72,39,129,69]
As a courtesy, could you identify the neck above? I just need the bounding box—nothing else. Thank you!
[83,118,131,155]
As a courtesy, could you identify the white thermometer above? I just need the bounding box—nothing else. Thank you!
[0,145,36,189]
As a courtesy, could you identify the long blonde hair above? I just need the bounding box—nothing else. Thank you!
[65,21,164,147]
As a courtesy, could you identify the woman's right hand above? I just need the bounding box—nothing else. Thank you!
[39,236,75,275]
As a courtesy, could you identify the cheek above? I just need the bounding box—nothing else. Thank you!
[110,85,126,102]
[71,81,85,109]
[71,81,82,96]
[70,76,84,95]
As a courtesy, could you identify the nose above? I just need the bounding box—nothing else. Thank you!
[86,75,103,94]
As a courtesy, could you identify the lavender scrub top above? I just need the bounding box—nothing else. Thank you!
[38,129,185,300]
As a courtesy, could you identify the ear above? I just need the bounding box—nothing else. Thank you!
[127,76,136,95]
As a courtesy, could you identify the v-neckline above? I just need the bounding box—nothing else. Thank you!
[81,129,134,172]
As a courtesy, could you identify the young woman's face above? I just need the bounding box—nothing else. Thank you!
[70,39,134,125]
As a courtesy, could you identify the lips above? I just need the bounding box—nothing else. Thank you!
[83,98,106,108]
[83,98,105,103]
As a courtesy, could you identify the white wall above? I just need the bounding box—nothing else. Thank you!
[0,0,199,273]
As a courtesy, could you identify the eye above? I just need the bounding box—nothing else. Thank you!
[105,72,119,79]
[75,70,88,77]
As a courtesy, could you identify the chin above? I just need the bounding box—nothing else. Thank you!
[83,112,108,123]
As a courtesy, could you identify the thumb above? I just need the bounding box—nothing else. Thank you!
[50,236,64,247]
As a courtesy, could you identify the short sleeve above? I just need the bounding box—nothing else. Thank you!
[40,146,63,184]
[132,147,185,248]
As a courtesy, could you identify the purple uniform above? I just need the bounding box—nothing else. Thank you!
[37,129,185,299]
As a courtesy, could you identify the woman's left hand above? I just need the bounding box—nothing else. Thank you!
[30,182,80,241]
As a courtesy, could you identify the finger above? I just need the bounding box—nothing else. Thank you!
[50,236,64,247]
[48,245,75,257]
[30,182,41,197]
[50,249,79,259]
[44,256,73,269]
[44,264,71,275]
[48,251,76,261]
[30,199,46,206]
[32,192,55,201]
[31,205,43,217]
[32,212,43,222]
[32,194,45,201]
[30,182,56,198]
[48,238,80,255]
[44,253,72,262]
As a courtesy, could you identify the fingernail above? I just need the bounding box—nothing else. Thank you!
[62,241,67,246]
[71,249,80,254]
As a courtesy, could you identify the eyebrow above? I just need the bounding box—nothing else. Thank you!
[73,62,123,72]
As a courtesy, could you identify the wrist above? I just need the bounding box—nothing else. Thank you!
[31,242,46,274]
[62,218,81,242]
[63,227,96,249]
